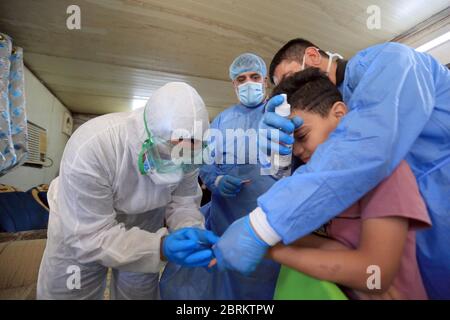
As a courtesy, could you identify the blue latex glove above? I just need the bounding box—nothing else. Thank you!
[213,215,269,276]
[217,175,244,197]
[259,94,303,155]
[163,228,219,267]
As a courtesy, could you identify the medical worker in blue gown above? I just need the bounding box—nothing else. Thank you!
[212,39,450,299]
[160,53,280,299]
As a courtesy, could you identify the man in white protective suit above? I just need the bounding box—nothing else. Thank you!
[37,82,218,300]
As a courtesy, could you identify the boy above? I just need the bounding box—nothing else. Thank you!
[268,68,431,299]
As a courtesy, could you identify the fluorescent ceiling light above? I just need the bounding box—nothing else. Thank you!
[415,31,450,52]
[131,96,148,110]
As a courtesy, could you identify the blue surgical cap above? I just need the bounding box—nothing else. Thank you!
[229,53,267,80]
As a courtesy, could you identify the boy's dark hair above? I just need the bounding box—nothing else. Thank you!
[271,68,342,118]
[269,38,327,84]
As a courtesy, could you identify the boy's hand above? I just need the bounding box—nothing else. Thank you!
[162,228,219,267]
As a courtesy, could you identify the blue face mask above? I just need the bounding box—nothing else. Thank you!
[237,82,265,107]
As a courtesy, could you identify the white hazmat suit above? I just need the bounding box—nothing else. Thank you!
[37,82,209,299]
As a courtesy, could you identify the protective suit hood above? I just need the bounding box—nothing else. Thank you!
[144,82,209,141]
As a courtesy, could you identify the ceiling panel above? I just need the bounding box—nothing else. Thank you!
[0,0,448,117]
[24,52,232,117]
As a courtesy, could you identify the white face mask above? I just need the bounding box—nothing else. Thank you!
[301,48,343,74]
[325,51,344,74]
[148,168,183,185]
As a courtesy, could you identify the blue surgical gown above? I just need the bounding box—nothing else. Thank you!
[258,42,450,299]
[160,102,280,299]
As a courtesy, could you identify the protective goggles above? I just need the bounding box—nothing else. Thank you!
[138,108,207,175]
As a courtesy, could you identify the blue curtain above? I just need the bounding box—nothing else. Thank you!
[0,32,27,176]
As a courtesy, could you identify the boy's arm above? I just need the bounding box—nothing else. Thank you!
[268,217,409,293]
[291,234,349,251]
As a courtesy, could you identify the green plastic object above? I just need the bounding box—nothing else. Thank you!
[274,266,348,300]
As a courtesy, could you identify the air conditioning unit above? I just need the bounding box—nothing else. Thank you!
[24,121,47,167]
